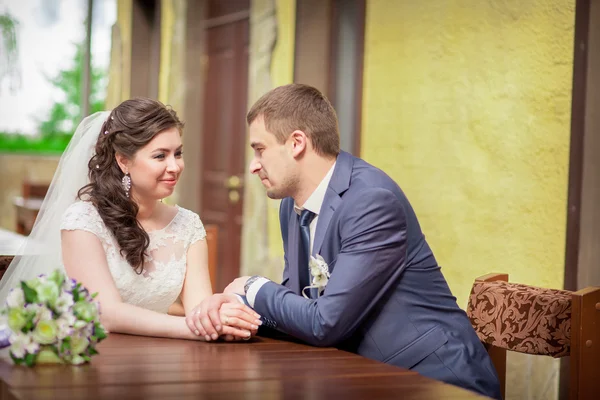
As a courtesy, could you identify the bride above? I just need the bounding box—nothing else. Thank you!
[0,98,260,341]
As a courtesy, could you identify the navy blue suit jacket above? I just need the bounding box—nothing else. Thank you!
[253,151,501,399]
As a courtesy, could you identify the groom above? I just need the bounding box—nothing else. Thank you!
[192,84,501,399]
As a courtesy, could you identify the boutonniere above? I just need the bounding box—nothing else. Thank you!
[302,255,330,299]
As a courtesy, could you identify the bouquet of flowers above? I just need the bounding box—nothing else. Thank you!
[0,269,107,366]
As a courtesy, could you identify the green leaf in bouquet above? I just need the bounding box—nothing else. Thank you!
[10,352,23,365]
[81,355,91,362]
[24,353,36,367]
[21,312,36,333]
[91,292,99,299]
[49,269,65,288]
[21,282,38,304]
[87,346,99,356]
[60,337,71,353]
[72,283,82,302]
[94,325,107,341]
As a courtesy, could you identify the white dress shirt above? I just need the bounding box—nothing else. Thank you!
[246,162,336,307]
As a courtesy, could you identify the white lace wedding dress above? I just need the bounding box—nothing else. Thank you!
[60,201,206,313]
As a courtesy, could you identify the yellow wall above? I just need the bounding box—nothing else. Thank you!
[158,0,175,104]
[117,0,132,102]
[104,0,132,108]
[362,0,574,309]
[266,0,296,264]
[158,0,186,110]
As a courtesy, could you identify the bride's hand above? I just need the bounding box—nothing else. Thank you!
[186,294,261,341]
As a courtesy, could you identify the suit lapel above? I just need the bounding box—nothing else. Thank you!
[313,190,340,257]
[313,151,353,257]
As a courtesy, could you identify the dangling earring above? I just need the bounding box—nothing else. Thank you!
[122,173,131,197]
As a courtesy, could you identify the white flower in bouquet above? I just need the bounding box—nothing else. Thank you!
[73,300,99,323]
[6,288,24,309]
[55,292,74,314]
[56,313,76,340]
[28,304,52,324]
[71,333,90,355]
[9,332,39,359]
[0,269,108,367]
[7,308,27,332]
[32,320,59,344]
[36,281,60,306]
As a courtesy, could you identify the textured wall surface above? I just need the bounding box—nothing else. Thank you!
[361,1,574,399]
[265,0,296,274]
[362,0,574,305]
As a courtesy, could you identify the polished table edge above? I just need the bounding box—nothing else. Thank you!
[0,333,492,399]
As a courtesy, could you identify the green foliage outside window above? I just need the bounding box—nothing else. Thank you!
[0,12,19,90]
[0,40,106,154]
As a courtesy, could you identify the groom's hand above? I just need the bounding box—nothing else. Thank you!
[188,293,261,341]
[223,276,251,295]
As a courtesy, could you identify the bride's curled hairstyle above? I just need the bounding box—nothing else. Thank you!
[78,98,184,273]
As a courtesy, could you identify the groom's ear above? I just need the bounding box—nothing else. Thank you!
[289,130,308,158]
[115,152,131,174]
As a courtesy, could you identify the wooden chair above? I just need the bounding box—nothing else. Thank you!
[22,181,50,199]
[466,273,600,400]
[14,180,50,235]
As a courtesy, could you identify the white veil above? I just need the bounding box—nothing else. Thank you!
[0,111,111,304]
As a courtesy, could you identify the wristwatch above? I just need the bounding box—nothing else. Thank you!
[244,275,262,295]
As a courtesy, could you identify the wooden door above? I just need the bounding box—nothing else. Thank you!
[200,0,249,292]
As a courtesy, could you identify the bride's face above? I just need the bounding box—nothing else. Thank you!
[126,127,184,201]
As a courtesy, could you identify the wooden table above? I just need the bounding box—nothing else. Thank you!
[0,333,489,399]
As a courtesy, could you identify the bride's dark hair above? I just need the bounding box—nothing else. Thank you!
[78,98,184,273]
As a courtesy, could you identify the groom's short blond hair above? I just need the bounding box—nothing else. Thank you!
[246,84,340,157]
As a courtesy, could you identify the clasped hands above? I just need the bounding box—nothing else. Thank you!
[186,277,257,342]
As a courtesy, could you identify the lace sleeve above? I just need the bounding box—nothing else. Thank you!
[60,201,105,238]
[189,212,206,245]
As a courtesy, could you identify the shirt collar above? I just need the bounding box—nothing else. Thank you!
[294,162,336,216]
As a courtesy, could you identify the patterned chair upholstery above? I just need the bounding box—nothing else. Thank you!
[466,273,600,400]
[467,279,571,357]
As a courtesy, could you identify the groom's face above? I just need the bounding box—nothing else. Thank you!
[248,117,298,199]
